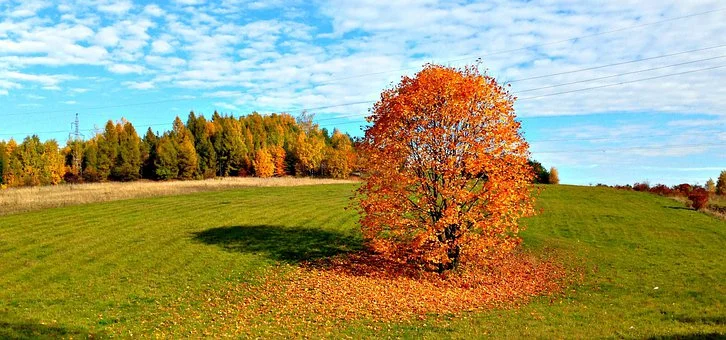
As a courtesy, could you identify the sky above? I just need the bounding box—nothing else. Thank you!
[1,0,725,186]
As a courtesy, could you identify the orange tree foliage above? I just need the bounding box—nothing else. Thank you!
[357,64,535,272]
[549,166,560,184]
[270,145,287,176]
[253,148,275,178]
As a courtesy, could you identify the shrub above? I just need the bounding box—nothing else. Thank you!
[688,188,709,210]
[649,184,672,196]
[672,183,692,197]
[549,167,560,184]
[633,182,650,192]
[63,171,83,184]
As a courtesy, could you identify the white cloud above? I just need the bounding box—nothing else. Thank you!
[214,102,239,111]
[61,100,77,104]
[174,0,205,5]
[123,80,155,90]
[143,4,165,16]
[108,64,145,74]
[151,39,174,54]
[96,0,133,14]
[206,91,244,98]
[95,26,120,47]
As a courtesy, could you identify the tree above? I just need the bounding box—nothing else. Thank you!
[82,139,101,182]
[212,115,247,176]
[44,140,66,185]
[357,64,535,272]
[293,130,325,176]
[172,117,198,179]
[549,167,560,184]
[324,130,355,179]
[253,148,275,178]
[0,141,7,186]
[528,159,549,184]
[155,134,179,180]
[97,120,119,181]
[705,178,716,193]
[187,112,216,178]
[113,120,142,181]
[717,170,726,195]
[270,145,287,176]
[141,128,159,179]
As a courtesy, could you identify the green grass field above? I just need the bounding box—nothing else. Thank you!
[0,184,724,338]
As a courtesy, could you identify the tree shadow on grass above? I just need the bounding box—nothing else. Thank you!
[673,315,725,325]
[664,206,692,211]
[0,319,104,339]
[645,333,724,340]
[191,225,363,263]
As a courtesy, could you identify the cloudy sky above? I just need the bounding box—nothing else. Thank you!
[1,0,725,185]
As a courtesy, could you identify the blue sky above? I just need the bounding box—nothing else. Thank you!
[1,0,725,185]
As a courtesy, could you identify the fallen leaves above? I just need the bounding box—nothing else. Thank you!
[152,250,576,337]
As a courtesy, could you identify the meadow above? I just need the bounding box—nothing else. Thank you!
[0,183,724,338]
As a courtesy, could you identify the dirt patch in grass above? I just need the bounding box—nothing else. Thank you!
[155,250,577,337]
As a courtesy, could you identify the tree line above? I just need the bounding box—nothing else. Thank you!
[0,111,358,187]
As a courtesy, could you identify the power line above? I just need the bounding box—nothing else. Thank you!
[3,59,726,136]
[506,43,726,83]
[518,63,726,101]
[0,98,197,118]
[314,8,726,85]
[300,58,726,123]
[311,62,726,124]
[3,8,724,121]
[533,142,726,154]
[516,54,726,93]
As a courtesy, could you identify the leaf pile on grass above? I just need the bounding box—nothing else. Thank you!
[154,251,575,337]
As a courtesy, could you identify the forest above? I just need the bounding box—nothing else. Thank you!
[0,111,357,188]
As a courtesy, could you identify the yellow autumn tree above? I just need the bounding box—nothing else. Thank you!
[270,145,287,176]
[253,148,275,178]
[294,131,325,176]
[549,167,560,184]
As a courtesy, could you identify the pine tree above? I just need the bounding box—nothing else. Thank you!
[141,128,159,179]
[113,120,142,181]
[172,116,198,179]
[0,141,7,186]
[187,112,216,178]
[155,134,178,180]
[82,139,101,182]
[97,120,119,181]
[212,115,247,176]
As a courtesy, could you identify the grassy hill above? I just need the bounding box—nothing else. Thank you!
[0,184,723,338]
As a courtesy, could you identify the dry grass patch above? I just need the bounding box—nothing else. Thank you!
[0,177,356,215]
